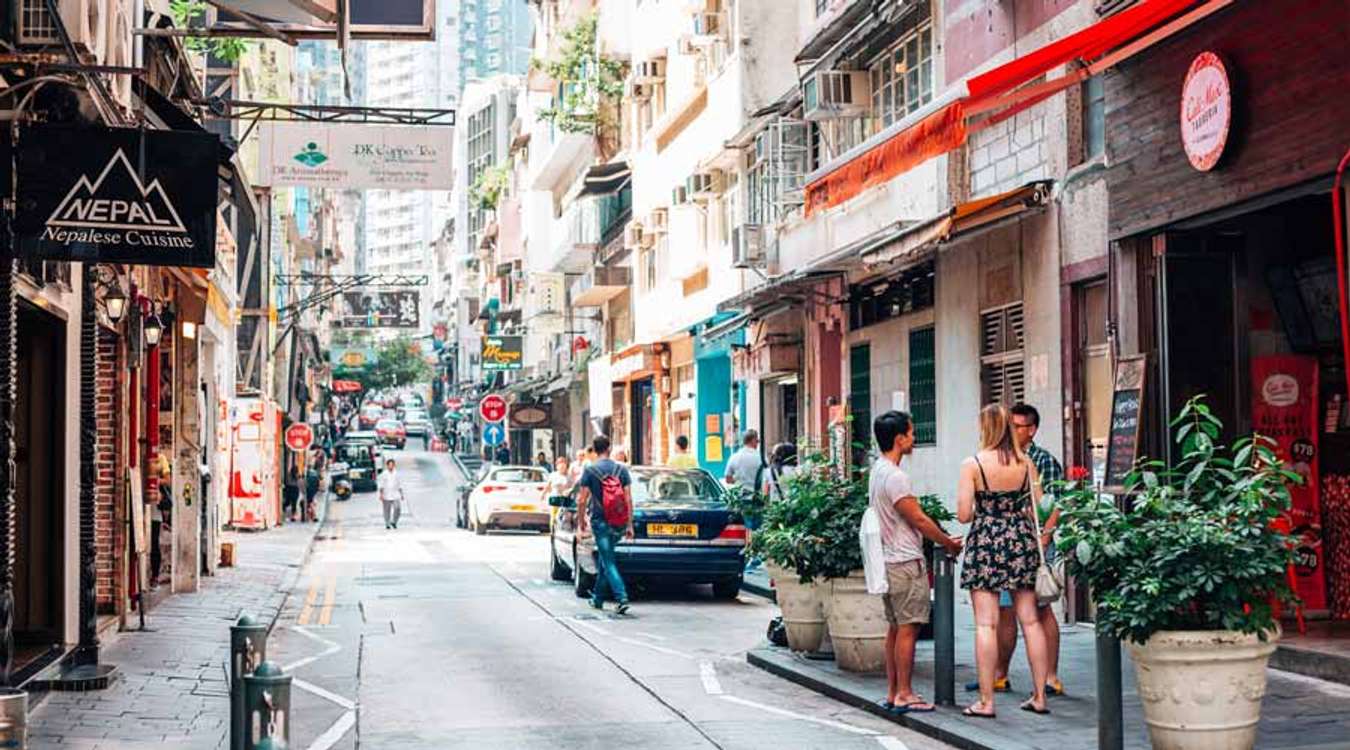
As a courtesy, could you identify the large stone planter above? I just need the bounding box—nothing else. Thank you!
[766,563,826,652]
[826,570,887,672]
[1127,628,1279,750]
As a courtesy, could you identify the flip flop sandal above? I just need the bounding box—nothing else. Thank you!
[894,701,936,714]
[962,706,997,719]
[1045,680,1064,696]
[1020,701,1051,715]
[876,699,895,711]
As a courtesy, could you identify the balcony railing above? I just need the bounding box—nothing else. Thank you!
[598,184,632,245]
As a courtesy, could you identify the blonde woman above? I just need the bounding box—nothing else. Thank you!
[956,404,1051,718]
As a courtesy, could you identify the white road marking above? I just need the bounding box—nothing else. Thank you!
[633,631,668,641]
[293,677,357,710]
[719,695,875,735]
[875,737,912,750]
[532,578,546,586]
[616,636,695,660]
[283,625,342,672]
[699,661,723,695]
[305,709,356,750]
[569,618,611,636]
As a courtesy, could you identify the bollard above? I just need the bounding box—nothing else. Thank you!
[230,615,269,750]
[243,661,291,750]
[932,552,956,706]
[1097,631,1124,750]
[0,688,27,749]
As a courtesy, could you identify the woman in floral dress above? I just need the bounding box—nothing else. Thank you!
[956,404,1052,717]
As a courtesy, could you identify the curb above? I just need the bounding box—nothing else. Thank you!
[740,577,775,602]
[746,647,1036,750]
[267,491,331,634]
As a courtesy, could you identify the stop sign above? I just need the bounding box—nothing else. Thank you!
[285,423,314,452]
[479,394,507,423]
[447,396,464,411]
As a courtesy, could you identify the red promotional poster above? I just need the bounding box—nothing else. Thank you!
[1252,355,1326,611]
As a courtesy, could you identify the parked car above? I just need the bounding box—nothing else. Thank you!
[549,467,745,599]
[375,419,406,449]
[455,464,490,529]
[335,437,379,492]
[466,465,549,535]
[358,404,383,430]
[402,409,432,437]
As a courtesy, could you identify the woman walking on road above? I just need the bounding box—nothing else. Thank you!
[956,404,1052,718]
[378,458,405,529]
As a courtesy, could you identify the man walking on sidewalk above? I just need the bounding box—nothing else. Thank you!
[871,411,963,714]
[576,435,633,615]
[378,458,404,529]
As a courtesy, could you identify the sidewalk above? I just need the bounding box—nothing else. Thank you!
[28,517,322,750]
[747,599,1350,750]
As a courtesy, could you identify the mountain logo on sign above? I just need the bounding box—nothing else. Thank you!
[293,142,329,167]
[47,149,187,233]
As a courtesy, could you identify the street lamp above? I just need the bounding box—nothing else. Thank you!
[143,313,163,347]
[104,286,127,324]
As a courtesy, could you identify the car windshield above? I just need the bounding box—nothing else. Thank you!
[404,411,428,421]
[338,444,373,464]
[629,469,725,508]
[490,467,546,483]
[376,420,400,430]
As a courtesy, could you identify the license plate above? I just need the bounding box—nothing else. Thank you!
[510,504,536,512]
[647,523,698,537]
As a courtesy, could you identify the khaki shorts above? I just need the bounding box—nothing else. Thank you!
[882,560,930,625]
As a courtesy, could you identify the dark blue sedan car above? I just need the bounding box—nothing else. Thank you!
[549,467,746,599]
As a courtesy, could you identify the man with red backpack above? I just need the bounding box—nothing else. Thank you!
[576,435,634,615]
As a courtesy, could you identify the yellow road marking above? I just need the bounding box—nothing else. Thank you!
[298,578,319,625]
[318,575,338,625]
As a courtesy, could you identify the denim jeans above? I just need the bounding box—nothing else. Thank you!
[591,521,629,605]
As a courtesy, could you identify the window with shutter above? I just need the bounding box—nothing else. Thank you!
[909,327,936,445]
[980,303,1026,406]
[849,344,872,452]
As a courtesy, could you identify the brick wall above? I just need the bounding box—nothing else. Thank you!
[968,104,1049,199]
[95,330,120,612]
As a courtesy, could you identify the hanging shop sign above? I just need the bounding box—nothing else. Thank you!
[1179,51,1232,172]
[214,0,434,40]
[733,342,801,381]
[481,335,523,371]
[511,404,551,428]
[331,379,363,393]
[11,125,219,268]
[256,122,454,190]
[336,290,420,328]
[1252,355,1326,612]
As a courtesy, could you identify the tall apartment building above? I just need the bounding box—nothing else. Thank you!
[458,0,533,91]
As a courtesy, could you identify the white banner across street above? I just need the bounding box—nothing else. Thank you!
[256,122,454,190]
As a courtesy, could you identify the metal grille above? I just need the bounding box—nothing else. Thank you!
[908,326,936,445]
[980,303,1025,406]
[19,0,60,44]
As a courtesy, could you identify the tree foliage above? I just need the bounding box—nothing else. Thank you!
[169,1,252,62]
[336,339,433,393]
[470,163,512,211]
[532,14,625,155]
[1054,395,1299,644]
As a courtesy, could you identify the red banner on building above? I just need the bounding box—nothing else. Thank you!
[1252,355,1326,611]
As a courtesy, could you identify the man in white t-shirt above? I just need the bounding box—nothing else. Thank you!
[869,411,962,714]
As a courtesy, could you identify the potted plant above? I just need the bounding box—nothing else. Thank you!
[1055,396,1298,750]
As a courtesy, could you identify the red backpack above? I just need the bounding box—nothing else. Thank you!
[596,465,630,528]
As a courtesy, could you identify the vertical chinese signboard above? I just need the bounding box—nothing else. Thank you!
[1252,355,1326,611]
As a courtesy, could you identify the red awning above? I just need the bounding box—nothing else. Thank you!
[804,0,1232,216]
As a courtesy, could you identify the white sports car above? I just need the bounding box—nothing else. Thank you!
[468,465,550,535]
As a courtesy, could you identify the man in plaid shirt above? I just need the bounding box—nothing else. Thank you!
[966,403,1066,697]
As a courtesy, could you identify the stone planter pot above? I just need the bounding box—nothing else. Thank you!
[0,688,27,749]
[1127,627,1280,750]
[826,570,887,672]
[766,563,826,652]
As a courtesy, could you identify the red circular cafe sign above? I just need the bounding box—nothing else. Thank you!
[479,394,507,423]
[1180,51,1231,172]
[285,423,314,452]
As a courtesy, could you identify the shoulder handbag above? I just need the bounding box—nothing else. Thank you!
[1026,470,1064,606]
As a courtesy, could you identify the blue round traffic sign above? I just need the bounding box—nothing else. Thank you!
[483,422,506,447]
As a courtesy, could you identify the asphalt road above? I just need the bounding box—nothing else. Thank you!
[266,448,953,750]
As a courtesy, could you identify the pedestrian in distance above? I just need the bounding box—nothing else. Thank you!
[541,455,572,504]
[283,465,302,523]
[669,434,698,469]
[765,442,798,501]
[495,444,511,466]
[576,435,633,615]
[869,412,962,715]
[536,451,551,470]
[571,449,588,484]
[724,430,767,570]
[378,458,405,529]
[957,404,1053,718]
[612,446,630,465]
[967,403,1066,697]
[304,463,321,522]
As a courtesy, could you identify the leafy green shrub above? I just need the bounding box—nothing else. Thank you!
[1054,396,1298,644]
[748,454,868,583]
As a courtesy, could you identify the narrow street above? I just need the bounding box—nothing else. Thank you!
[266,451,951,750]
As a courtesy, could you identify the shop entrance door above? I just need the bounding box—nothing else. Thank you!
[1158,235,1242,460]
[15,302,66,676]
[631,378,654,465]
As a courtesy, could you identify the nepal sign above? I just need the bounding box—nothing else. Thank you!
[10,125,219,268]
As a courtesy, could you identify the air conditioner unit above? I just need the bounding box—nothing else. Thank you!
[731,224,766,269]
[624,222,645,248]
[671,185,688,205]
[647,207,669,234]
[686,170,725,200]
[105,4,134,110]
[803,70,871,120]
[633,59,666,84]
[690,11,722,43]
[18,0,107,58]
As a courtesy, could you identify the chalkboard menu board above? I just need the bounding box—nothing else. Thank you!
[1104,355,1148,490]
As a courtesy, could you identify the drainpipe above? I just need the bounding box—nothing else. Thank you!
[1333,147,1350,400]
[74,265,99,666]
[0,218,17,687]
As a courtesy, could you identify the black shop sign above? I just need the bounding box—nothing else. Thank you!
[11,125,219,268]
